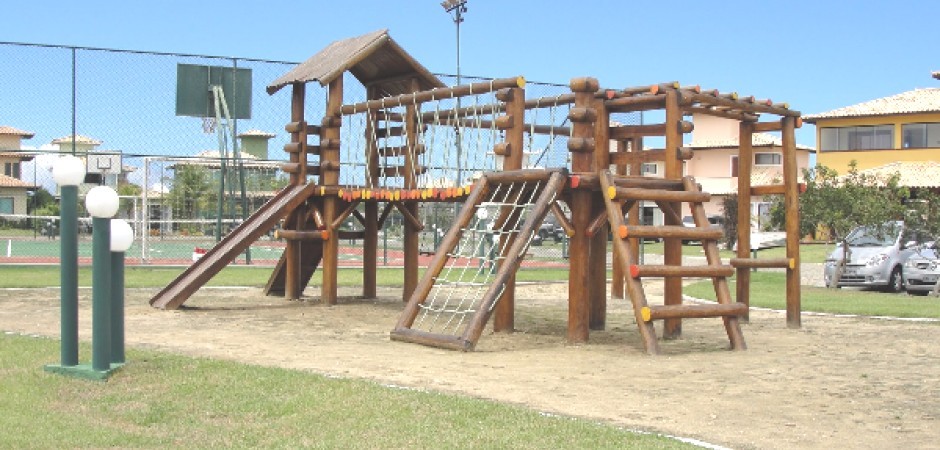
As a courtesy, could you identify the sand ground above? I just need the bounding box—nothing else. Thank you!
[2,281,939,449]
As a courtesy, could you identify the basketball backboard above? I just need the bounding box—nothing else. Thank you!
[86,152,122,175]
[176,64,252,119]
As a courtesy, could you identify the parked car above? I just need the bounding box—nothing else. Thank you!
[902,243,940,296]
[681,215,724,245]
[822,222,925,293]
[531,215,565,246]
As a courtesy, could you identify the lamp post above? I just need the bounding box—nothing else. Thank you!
[442,0,468,237]
[85,185,119,372]
[109,219,134,365]
[51,155,85,367]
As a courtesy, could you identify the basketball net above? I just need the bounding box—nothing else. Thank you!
[202,117,217,134]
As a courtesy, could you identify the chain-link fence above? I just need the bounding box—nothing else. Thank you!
[0,42,638,267]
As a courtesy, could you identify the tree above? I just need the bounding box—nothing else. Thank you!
[166,165,213,234]
[771,161,908,288]
[720,194,738,250]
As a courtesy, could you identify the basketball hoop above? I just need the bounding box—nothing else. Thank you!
[202,117,217,134]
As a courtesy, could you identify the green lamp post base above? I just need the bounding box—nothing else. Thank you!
[43,362,124,381]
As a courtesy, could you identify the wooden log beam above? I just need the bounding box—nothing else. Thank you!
[641,303,748,321]
[629,264,735,279]
[379,144,426,157]
[616,224,723,241]
[682,92,800,117]
[571,172,686,191]
[604,94,666,112]
[379,165,428,178]
[730,257,794,269]
[393,201,425,231]
[329,200,361,230]
[609,121,694,140]
[341,76,526,115]
[481,168,557,184]
[550,201,574,237]
[750,184,787,196]
[607,186,710,203]
[585,209,609,237]
[274,229,330,241]
[685,106,759,122]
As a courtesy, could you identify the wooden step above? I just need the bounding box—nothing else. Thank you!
[730,257,794,269]
[629,264,734,279]
[617,224,722,241]
[641,303,748,322]
[608,186,710,203]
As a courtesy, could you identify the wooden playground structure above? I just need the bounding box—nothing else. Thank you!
[150,30,803,355]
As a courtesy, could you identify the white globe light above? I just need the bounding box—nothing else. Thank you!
[110,219,134,252]
[51,155,86,186]
[85,186,120,218]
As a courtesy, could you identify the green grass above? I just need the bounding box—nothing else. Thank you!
[1,334,689,449]
[685,271,940,319]
[637,241,833,263]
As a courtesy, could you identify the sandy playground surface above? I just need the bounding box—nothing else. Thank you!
[2,280,939,449]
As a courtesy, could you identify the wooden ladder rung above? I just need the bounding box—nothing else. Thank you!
[641,303,748,322]
[608,186,710,203]
[274,229,330,241]
[730,257,794,269]
[616,224,723,241]
[629,264,734,278]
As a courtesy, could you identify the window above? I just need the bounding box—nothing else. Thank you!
[754,153,782,165]
[730,156,738,177]
[902,123,940,148]
[640,163,658,175]
[819,125,894,151]
[0,197,13,214]
[3,162,20,178]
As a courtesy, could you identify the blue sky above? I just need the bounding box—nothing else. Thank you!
[2,0,937,150]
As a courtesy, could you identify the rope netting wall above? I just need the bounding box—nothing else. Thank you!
[410,177,549,337]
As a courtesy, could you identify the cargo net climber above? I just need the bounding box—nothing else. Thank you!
[391,170,568,351]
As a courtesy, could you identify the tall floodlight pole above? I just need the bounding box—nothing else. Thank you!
[442,0,467,184]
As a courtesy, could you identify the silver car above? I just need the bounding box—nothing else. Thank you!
[822,222,924,293]
[903,245,940,296]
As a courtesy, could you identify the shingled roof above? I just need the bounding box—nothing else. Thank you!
[854,161,940,188]
[0,126,34,138]
[0,174,35,188]
[691,132,814,152]
[804,88,940,122]
[267,29,444,96]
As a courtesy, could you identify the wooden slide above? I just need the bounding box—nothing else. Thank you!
[149,183,317,310]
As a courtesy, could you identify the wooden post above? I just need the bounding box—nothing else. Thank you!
[493,86,525,332]
[363,86,380,299]
[611,139,628,299]
[402,78,421,302]
[736,121,754,321]
[567,77,599,343]
[589,96,610,330]
[662,88,683,339]
[782,116,801,328]
[321,77,342,305]
[285,83,305,300]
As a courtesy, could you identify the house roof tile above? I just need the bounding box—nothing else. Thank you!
[854,161,940,188]
[0,126,34,138]
[691,132,814,151]
[803,88,940,122]
[51,134,102,146]
[0,174,34,188]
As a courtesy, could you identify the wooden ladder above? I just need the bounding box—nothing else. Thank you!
[599,172,747,354]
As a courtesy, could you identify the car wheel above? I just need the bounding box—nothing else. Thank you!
[885,267,904,293]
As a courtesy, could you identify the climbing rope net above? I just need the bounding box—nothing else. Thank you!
[338,87,573,192]
[409,177,551,337]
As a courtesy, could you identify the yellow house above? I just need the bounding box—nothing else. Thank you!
[804,88,940,173]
